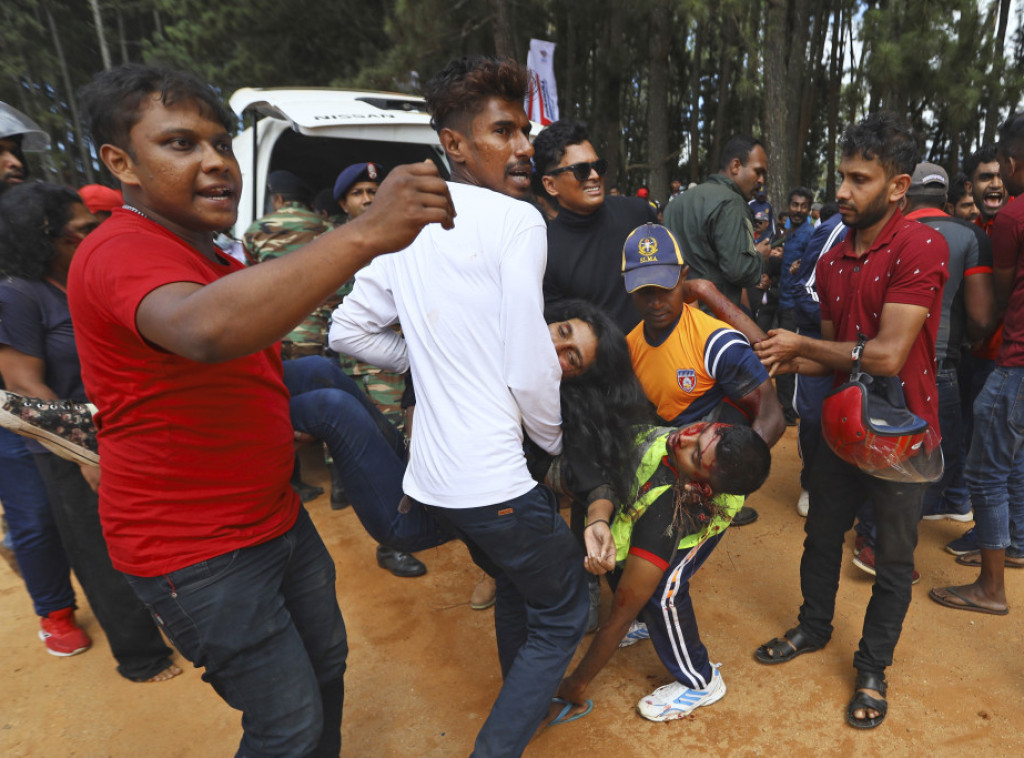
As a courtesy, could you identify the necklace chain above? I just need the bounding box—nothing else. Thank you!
[121,203,148,219]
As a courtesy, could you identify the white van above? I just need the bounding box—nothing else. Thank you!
[229,87,448,233]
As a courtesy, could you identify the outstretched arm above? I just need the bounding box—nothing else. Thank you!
[754,302,928,378]
[557,555,663,705]
[683,277,767,344]
[135,162,454,363]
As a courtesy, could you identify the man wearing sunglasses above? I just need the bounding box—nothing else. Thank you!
[533,120,657,334]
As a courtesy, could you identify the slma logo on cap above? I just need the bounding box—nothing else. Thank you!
[639,236,659,261]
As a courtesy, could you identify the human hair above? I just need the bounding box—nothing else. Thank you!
[707,424,771,496]
[424,56,530,134]
[963,144,998,181]
[531,119,591,196]
[275,189,311,207]
[718,136,763,172]
[312,188,337,218]
[840,113,919,179]
[819,200,840,222]
[545,299,655,502]
[79,63,234,154]
[0,182,81,280]
[998,112,1024,161]
[788,186,814,205]
[947,173,969,206]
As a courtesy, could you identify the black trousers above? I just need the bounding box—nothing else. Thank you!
[34,453,174,681]
[798,445,924,676]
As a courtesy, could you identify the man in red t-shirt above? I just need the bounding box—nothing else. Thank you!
[930,113,1024,617]
[68,64,453,756]
[753,114,948,730]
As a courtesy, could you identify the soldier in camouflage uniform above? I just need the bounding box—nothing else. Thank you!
[330,164,409,432]
[243,170,335,359]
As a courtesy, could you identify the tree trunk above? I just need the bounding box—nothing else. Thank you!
[780,0,812,197]
[763,0,788,208]
[595,0,625,190]
[89,0,112,70]
[825,3,843,199]
[647,0,671,203]
[116,2,129,63]
[45,2,95,183]
[793,0,827,188]
[710,13,735,167]
[983,0,1012,145]
[687,21,704,183]
[489,0,515,61]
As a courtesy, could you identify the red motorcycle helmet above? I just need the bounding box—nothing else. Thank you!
[821,343,942,483]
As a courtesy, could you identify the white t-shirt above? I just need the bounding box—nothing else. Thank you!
[329,182,562,508]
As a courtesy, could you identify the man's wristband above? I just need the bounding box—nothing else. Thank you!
[585,519,609,530]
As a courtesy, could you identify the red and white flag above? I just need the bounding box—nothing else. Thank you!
[525,39,559,126]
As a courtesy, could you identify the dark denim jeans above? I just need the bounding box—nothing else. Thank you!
[0,428,74,616]
[800,445,923,676]
[792,355,834,491]
[428,485,588,758]
[126,507,347,758]
[33,452,174,681]
[284,356,450,553]
[922,367,971,516]
[964,366,1024,551]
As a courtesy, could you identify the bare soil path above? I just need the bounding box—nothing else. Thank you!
[1,428,1019,756]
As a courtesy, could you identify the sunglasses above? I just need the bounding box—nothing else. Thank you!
[545,159,608,182]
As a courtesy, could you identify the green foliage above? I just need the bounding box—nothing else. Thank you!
[1,0,1022,195]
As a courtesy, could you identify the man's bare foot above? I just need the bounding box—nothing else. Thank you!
[145,664,183,683]
[928,584,1008,615]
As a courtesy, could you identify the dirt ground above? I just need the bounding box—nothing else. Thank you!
[1,427,1020,757]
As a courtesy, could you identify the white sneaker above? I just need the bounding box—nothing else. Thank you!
[796,489,809,518]
[637,666,726,722]
[618,620,650,648]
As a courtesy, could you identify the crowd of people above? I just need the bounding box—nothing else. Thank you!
[0,52,1020,756]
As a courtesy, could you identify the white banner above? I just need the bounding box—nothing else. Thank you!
[525,39,559,125]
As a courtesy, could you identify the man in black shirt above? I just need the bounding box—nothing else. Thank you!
[533,120,658,334]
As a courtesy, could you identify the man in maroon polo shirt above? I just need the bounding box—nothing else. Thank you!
[751,113,948,730]
[930,112,1024,616]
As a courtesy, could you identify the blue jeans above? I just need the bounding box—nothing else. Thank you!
[126,507,347,758]
[922,367,971,516]
[284,356,450,554]
[0,428,75,616]
[428,486,588,758]
[965,366,1024,551]
[793,366,834,491]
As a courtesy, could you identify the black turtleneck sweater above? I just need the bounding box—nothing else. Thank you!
[542,195,658,333]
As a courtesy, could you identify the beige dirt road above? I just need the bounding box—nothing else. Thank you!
[1,428,1020,756]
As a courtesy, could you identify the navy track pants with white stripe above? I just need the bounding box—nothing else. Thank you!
[642,532,724,690]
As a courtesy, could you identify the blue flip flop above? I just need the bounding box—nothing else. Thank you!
[549,697,594,725]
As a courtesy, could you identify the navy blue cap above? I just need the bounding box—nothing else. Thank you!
[333,162,384,201]
[621,223,685,293]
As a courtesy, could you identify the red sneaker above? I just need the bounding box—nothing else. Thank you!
[853,541,920,584]
[39,607,91,656]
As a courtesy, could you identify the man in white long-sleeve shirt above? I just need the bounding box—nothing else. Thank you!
[330,57,589,757]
